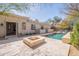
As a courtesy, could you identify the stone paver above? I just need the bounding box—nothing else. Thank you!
[0,36,70,56]
[69,45,79,56]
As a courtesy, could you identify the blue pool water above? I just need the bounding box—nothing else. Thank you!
[47,33,64,40]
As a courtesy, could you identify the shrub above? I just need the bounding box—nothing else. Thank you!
[70,22,79,48]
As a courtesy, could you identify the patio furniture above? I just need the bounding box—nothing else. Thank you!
[23,36,45,48]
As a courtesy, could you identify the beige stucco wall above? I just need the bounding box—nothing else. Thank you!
[17,17,31,35]
[48,29,54,33]
[0,15,51,38]
[0,15,5,37]
[0,15,30,37]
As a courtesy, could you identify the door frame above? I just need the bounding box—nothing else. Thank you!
[6,22,17,36]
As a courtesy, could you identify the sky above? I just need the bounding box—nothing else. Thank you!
[16,3,66,22]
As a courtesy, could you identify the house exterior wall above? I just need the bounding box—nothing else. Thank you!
[0,15,51,38]
[0,15,5,37]
[39,23,51,33]
[0,15,29,37]
[17,17,27,35]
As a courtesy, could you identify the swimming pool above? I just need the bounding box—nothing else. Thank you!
[47,33,64,40]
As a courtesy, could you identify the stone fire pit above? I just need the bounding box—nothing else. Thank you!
[23,36,45,48]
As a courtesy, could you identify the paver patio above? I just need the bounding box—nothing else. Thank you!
[0,36,70,56]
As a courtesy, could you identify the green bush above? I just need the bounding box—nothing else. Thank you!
[70,22,79,48]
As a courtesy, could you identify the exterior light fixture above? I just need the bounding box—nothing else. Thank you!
[0,23,3,26]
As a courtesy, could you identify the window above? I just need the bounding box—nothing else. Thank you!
[22,22,26,30]
[31,24,36,30]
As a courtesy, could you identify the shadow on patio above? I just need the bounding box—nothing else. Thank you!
[0,37,23,45]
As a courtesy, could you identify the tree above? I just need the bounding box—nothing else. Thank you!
[46,16,62,25]
[53,16,62,23]
[63,4,79,48]
[46,18,53,24]
[62,4,79,48]
[62,4,79,29]
[63,3,79,20]
[0,3,33,16]
[58,20,69,30]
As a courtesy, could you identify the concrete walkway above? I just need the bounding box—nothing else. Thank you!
[0,36,70,56]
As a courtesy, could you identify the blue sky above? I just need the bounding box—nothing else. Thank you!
[17,3,66,22]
